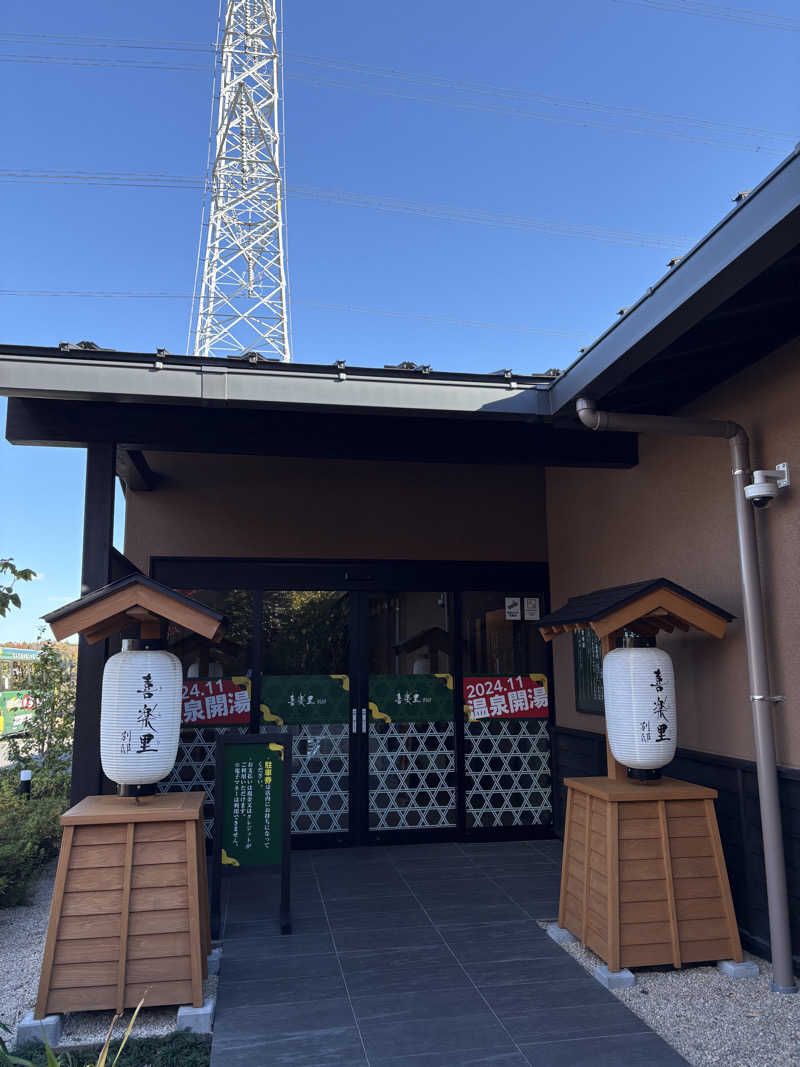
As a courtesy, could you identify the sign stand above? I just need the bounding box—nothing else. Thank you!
[211,732,292,939]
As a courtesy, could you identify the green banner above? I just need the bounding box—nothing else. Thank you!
[0,691,34,735]
[221,742,284,868]
[260,674,350,726]
[369,674,454,723]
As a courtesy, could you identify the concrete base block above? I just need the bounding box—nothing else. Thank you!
[717,959,759,979]
[594,964,636,990]
[177,996,216,1035]
[16,1011,63,1049]
[207,947,222,976]
[546,923,579,946]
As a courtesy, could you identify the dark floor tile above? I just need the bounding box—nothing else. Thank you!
[360,1013,515,1060]
[222,951,341,983]
[212,994,354,1044]
[317,879,409,900]
[217,971,346,1007]
[443,922,561,963]
[502,1002,649,1043]
[481,975,616,1015]
[324,894,420,918]
[224,915,330,938]
[428,901,528,927]
[468,954,587,987]
[519,1032,687,1065]
[223,930,335,958]
[212,1028,366,1066]
[332,923,439,953]
[370,1053,529,1067]
[338,945,471,997]
[328,907,429,931]
[350,986,492,1024]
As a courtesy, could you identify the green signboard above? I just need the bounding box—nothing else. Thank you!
[220,741,285,867]
[260,674,350,725]
[369,673,454,723]
[0,691,34,735]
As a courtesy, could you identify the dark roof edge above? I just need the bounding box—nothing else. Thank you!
[536,578,735,626]
[42,573,224,625]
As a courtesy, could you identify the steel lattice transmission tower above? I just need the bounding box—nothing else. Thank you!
[193,0,291,360]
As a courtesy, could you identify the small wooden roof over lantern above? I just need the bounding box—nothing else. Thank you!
[536,578,734,781]
[43,574,225,644]
[536,578,733,644]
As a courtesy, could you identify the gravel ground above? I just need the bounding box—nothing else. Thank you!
[540,922,800,1067]
[1,863,218,1051]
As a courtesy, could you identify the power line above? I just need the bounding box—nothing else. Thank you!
[0,289,587,338]
[611,0,800,31]
[0,170,689,249]
[0,38,793,154]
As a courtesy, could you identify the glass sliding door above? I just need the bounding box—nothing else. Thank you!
[366,592,457,835]
[260,591,352,841]
[462,591,552,829]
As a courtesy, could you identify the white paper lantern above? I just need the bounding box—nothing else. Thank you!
[100,649,183,786]
[602,647,677,771]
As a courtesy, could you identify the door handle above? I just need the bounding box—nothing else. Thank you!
[362,708,367,732]
[352,709,358,733]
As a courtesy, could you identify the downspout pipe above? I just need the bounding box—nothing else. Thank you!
[576,396,797,994]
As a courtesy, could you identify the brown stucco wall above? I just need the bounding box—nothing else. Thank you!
[124,453,548,569]
[546,338,800,768]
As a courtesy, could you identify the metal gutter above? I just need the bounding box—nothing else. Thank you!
[547,147,800,415]
[0,347,551,419]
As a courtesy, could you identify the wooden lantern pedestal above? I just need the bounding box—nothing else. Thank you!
[559,776,742,972]
[36,792,210,1019]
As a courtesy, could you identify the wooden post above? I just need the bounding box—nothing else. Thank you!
[601,631,627,781]
[71,443,116,806]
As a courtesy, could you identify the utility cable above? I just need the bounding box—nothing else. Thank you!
[610,0,800,31]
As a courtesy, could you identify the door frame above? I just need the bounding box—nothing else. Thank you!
[152,557,556,847]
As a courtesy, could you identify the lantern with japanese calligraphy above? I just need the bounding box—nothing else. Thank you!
[100,649,183,786]
[602,647,677,773]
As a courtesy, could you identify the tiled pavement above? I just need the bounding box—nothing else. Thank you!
[211,839,687,1066]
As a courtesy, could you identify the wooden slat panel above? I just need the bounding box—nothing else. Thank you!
[128,910,190,936]
[581,795,593,943]
[620,879,667,902]
[132,841,186,866]
[184,818,204,1007]
[61,890,121,917]
[129,886,189,912]
[621,942,674,968]
[673,877,723,899]
[36,826,74,1019]
[621,802,660,820]
[588,889,608,919]
[620,838,662,860]
[588,870,608,897]
[66,867,124,893]
[675,897,724,921]
[621,921,673,946]
[620,820,660,839]
[558,788,574,930]
[590,812,606,838]
[48,985,118,1014]
[567,858,586,886]
[124,980,193,1009]
[51,961,117,989]
[127,932,191,960]
[666,800,706,818]
[588,849,606,875]
[116,822,135,1013]
[671,856,717,879]
[126,955,192,984]
[620,899,670,923]
[667,817,709,838]
[679,939,735,964]
[669,836,713,858]
[658,799,681,969]
[590,831,606,857]
[74,825,127,846]
[68,844,125,870]
[620,859,666,881]
[678,917,731,941]
[606,798,620,972]
[564,875,584,902]
[584,929,608,959]
[134,822,186,843]
[704,797,743,963]
[131,863,188,890]
[54,938,120,965]
[58,915,122,940]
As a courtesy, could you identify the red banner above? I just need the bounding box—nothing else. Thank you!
[463,675,548,722]
[181,677,251,726]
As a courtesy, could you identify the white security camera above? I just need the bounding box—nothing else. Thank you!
[744,464,790,510]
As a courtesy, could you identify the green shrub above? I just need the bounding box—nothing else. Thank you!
[6,1032,211,1067]
[0,775,65,908]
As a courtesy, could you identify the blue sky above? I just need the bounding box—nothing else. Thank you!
[1,0,798,639]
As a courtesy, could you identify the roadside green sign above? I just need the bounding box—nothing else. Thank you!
[220,741,285,868]
[260,674,350,725]
[369,673,454,723]
[0,691,34,735]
